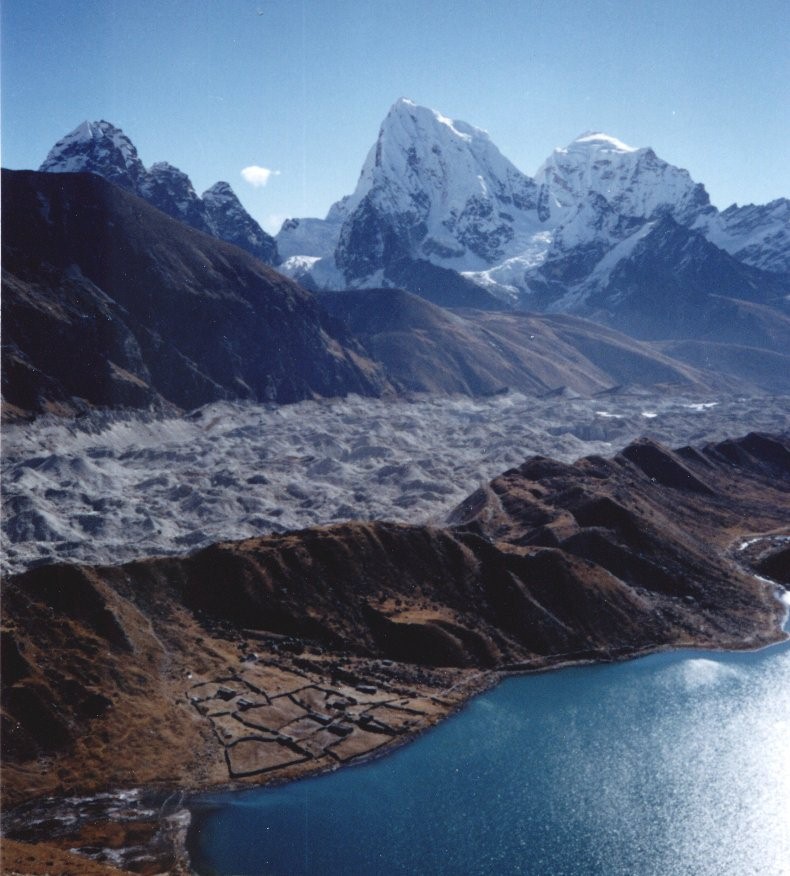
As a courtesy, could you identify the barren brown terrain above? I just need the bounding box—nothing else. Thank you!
[2,432,789,873]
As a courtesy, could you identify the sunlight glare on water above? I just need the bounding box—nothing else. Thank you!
[190,636,790,876]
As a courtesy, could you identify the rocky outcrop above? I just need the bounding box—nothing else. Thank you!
[202,181,279,265]
[450,434,790,624]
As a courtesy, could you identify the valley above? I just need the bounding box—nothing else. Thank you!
[2,93,789,876]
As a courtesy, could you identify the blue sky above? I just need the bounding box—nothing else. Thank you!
[3,0,788,233]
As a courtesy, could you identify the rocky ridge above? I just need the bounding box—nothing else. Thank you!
[39,120,279,265]
[695,197,790,275]
[10,167,786,424]
[1,169,388,419]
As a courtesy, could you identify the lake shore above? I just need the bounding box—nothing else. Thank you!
[5,582,787,876]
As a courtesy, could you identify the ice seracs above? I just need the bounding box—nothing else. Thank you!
[40,120,280,265]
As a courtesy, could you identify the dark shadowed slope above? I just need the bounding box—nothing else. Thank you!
[577,217,790,341]
[1,170,389,418]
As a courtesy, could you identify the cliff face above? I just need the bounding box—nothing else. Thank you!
[2,434,788,809]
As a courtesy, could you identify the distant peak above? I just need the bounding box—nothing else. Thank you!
[54,119,130,146]
[72,120,94,139]
[382,98,488,144]
[391,96,417,110]
[149,161,181,172]
[39,118,143,181]
[202,180,240,202]
[205,180,234,194]
[565,132,638,153]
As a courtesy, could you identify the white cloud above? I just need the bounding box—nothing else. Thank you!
[241,165,280,187]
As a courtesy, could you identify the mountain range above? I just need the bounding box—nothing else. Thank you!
[3,106,790,873]
[1,169,388,418]
[40,120,280,265]
[9,166,780,421]
[276,99,788,336]
[4,103,789,419]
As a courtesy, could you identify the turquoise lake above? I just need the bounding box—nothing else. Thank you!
[188,616,790,875]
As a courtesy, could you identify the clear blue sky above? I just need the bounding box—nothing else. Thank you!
[3,0,788,233]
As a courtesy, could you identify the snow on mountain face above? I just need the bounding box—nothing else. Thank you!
[138,161,211,233]
[333,98,546,283]
[694,198,790,275]
[277,214,347,262]
[534,132,712,227]
[39,120,147,192]
[275,102,786,310]
[39,121,279,265]
[279,102,786,310]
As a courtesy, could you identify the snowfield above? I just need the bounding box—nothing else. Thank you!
[3,392,789,574]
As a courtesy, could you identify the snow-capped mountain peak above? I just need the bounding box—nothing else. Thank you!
[569,131,638,154]
[203,180,236,201]
[350,97,527,214]
[331,98,542,282]
[277,100,786,303]
[387,97,486,145]
[535,132,711,226]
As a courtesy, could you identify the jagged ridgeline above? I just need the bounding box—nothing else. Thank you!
[6,104,789,419]
[1,169,390,416]
[39,120,280,265]
[10,166,782,420]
